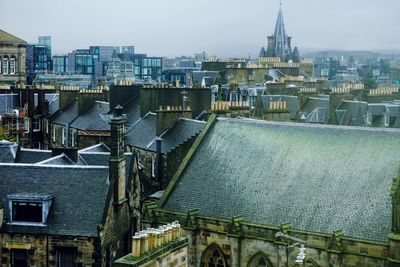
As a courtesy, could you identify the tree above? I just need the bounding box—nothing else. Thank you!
[0,125,16,142]
[362,71,378,90]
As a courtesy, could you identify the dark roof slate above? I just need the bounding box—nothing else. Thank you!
[126,112,157,149]
[163,118,400,241]
[0,164,109,237]
[147,119,205,154]
[0,140,18,163]
[51,98,78,126]
[15,149,53,164]
[70,101,110,131]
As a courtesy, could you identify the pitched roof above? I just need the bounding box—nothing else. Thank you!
[0,140,18,163]
[163,117,400,241]
[0,164,109,237]
[126,112,157,149]
[70,101,110,131]
[15,148,53,164]
[336,100,368,126]
[122,97,141,127]
[0,29,27,45]
[147,118,206,154]
[79,143,110,153]
[261,95,299,120]
[191,71,219,87]
[51,98,78,126]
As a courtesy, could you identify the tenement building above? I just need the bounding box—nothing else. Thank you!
[0,29,27,86]
[0,109,141,266]
[143,115,400,267]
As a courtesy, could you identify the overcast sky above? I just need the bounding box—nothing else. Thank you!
[1,0,399,58]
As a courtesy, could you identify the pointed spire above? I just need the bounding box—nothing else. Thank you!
[273,3,291,59]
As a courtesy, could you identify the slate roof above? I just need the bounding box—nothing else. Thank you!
[122,97,141,127]
[147,119,206,154]
[36,154,76,166]
[261,95,299,120]
[0,140,18,163]
[336,100,368,126]
[79,143,110,153]
[301,97,328,115]
[0,164,109,237]
[191,71,219,87]
[46,93,60,116]
[163,118,400,241]
[51,98,78,126]
[70,101,110,131]
[126,112,157,149]
[15,149,53,164]
[0,29,27,45]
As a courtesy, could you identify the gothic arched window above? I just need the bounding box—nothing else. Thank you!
[247,252,273,267]
[201,244,227,267]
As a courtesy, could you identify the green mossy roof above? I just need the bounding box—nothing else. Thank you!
[163,118,400,241]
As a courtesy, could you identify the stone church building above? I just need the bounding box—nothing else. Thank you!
[143,114,400,267]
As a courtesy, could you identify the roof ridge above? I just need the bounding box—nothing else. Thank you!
[220,117,400,134]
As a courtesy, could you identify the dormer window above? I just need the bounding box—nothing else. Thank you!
[12,202,42,222]
[7,193,54,226]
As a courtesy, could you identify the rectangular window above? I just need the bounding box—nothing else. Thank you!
[151,155,156,178]
[10,249,28,267]
[12,201,43,223]
[52,126,56,142]
[3,58,9,74]
[10,58,16,74]
[57,247,76,267]
[70,129,75,147]
[33,118,40,132]
[61,128,65,145]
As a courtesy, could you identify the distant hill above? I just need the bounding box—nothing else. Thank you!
[303,50,400,60]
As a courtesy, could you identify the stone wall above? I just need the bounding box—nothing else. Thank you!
[143,208,399,267]
[0,44,27,85]
[0,233,96,266]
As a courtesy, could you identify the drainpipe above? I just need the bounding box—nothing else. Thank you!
[46,235,49,267]
[155,137,162,189]
[65,123,69,147]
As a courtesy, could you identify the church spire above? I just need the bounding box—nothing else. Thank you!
[273,3,291,59]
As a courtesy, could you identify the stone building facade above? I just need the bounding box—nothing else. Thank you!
[0,29,27,86]
[0,112,141,266]
[142,115,400,267]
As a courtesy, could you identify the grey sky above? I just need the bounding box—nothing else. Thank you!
[1,0,399,58]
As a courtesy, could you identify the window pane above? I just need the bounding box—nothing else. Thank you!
[12,202,42,222]
[11,249,28,267]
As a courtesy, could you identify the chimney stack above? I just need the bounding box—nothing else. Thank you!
[109,105,127,205]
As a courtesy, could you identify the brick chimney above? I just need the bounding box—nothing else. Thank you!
[78,90,105,116]
[59,88,79,111]
[109,105,127,205]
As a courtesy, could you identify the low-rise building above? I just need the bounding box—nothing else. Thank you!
[0,29,27,86]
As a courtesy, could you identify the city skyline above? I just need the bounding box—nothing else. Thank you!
[1,0,400,57]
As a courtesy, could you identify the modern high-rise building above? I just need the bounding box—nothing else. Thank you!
[121,46,135,54]
[38,36,51,57]
[259,4,300,63]
[26,44,51,84]
[52,55,68,74]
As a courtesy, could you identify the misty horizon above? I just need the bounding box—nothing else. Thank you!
[1,0,399,58]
